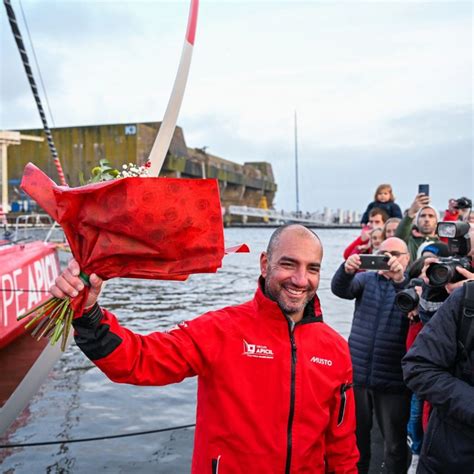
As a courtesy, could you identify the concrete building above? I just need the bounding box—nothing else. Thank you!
[7,122,277,213]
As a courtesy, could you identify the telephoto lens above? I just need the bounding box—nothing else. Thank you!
[395,288,420,312]
[395,278,423,312]
[426,257,471,287]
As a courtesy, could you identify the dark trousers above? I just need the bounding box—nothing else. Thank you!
[354,386,411,474]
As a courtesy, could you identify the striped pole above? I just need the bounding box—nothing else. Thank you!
[147,0,199,177]
[3,0,67,186]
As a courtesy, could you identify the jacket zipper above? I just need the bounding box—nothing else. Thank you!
[285,320,297,474]
[211,455,221,473]
[337,382,352,426]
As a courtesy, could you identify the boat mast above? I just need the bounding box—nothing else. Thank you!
[294,111,300,215]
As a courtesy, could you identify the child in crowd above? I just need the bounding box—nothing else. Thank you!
[361,184,403,225]
[382,217,401,240]
[343,208,389,259]
[344,227,384,258]
[369,228,383,253]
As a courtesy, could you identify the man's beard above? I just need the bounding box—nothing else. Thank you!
[420,224,436,235]
[264,279,313,316]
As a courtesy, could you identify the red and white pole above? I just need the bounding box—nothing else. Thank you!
[148,0,199,177]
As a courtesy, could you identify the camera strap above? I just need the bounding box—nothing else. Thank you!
[458,281,474,369]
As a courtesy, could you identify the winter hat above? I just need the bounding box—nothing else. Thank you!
[415,205,439,227]
[417,241,450,259]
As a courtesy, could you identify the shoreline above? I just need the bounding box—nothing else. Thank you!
[225,223,360,229]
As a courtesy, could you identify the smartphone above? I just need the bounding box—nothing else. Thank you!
[418,184,430,196]
[359,254,390,271]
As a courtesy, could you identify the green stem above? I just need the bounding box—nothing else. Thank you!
[24,300,57,330]
[34,298,69,340]
[61,308,74,351]
[51,301,70,344]
[30,314,51,338]
[19,296,57,321]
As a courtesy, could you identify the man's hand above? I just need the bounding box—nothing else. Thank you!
[381,253,405,283]
[420,256,439,285]
[406,286,423,321]
[408,193,430,218]
[407,308,419,322]
[50,259,103,309]
[445,267,474,294]
[344,254,361,274]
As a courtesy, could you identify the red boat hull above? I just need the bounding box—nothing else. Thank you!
[0,241,60,349]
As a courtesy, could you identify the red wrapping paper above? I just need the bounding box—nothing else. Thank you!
[21,163,226,289]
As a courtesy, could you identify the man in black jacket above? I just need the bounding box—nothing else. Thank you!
[402,285,474,473]
[402,226,474,473]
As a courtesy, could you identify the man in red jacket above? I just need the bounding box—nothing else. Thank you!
[51,224,358,473]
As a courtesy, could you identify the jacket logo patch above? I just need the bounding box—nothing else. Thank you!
[243,339,274,359]
[310,356,333,366]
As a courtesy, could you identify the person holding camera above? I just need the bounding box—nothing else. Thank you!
[331,237,411,474]
[394,243,450,473]
[402,223,474,473]
[414,222,473,324]
[395,193,439,262]
[443,196,472,223]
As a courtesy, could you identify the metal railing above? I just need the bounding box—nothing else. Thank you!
[227,206,327,225]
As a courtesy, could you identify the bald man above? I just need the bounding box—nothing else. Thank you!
[331,237,411,474]
[51,224,359,473]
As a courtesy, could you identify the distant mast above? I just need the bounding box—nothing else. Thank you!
[294,111,300,214]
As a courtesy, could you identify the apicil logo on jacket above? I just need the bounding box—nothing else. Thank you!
[242,339,274,359]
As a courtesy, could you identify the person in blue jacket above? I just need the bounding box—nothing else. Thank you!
[331,237,411,474]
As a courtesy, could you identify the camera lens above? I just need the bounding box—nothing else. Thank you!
[395,289,419,312]
[427,263,455,287]
[455,198,472,209]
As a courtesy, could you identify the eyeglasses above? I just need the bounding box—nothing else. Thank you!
[378,250,408,257]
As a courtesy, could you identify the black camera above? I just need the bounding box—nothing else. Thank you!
[395,278,424,312]
[426,221,472,287]
[426,256,471,287]
[453,197,472,210]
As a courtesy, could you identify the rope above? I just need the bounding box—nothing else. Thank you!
[3,0,67,186]
[18,0,55,127]
[0,423,196,448]
[0,288,50,293]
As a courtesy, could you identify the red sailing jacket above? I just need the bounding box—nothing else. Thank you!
[74,281,358,473]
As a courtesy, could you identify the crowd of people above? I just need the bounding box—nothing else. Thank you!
[49,184,473,473]
[337,184,473,473]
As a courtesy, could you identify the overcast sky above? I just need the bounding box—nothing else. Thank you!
[1,0,472,214]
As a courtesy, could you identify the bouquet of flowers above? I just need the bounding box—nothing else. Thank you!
[20,162,240,350]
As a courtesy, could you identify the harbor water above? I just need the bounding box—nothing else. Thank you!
[1,227,360,473]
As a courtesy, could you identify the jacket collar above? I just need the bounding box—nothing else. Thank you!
[254,276,323,323]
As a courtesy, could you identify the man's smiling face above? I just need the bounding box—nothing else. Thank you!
[260,226,323,322]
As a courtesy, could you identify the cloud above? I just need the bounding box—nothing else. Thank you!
[181,105,472,213]
[1,1,471,216]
